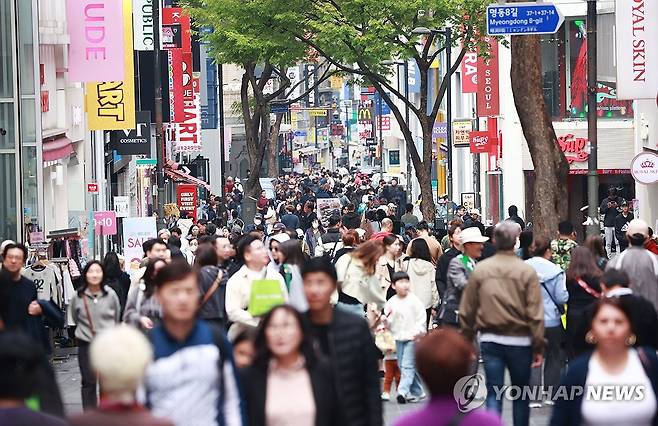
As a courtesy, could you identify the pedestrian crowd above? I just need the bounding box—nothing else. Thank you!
[1,172,658,426]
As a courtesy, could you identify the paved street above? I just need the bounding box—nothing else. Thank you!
[53,354,551,425]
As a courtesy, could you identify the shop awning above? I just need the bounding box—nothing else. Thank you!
[43,136,74,162]
[164,167,211,191]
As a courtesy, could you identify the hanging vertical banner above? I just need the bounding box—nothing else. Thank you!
[167,49,185,123]
[86,0,136,130]
[161,7,191,51]
[461,50,478,93]
[133,0,155,51]
[614,0,658,100]
[476,38,500,117]
[177,184,198,222]
[176,71,202,152]
[67,0,125,82]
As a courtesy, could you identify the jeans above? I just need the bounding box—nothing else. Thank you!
[78,341,97,410]
[395,340,424,398]
[604,226,617,256]
[480,342,533,426]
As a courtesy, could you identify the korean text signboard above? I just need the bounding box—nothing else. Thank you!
[177,184,198,222]
[453,120,474,147]
[67,0,125,82]
[486,3,564,36]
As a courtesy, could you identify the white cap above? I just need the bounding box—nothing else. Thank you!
[470,208,481,216]
[627,219,649,237]
[460,227,489,244]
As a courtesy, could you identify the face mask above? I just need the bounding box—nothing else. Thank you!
[190,245,198,253]
[312,222,319,229]
[254,219,262,225]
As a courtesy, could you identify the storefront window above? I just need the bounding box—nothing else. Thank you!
[541,15,634,121]
[22,146,38,224]
[0,0,13,99]
[0,153,17,241]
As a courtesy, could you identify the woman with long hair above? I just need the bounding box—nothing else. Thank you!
[240,305,338,426]
[102,251,131,315]
[276,239,309,312]
[335,239,386,315]
[565,246,603,359]
[516,230,534,260]
[122,258,167,331]
[194,243,227,331]
[550,298,658,425]
[404,239,438,326]
[376,235,405,300]
[69,260,121,410]
[584,235,608,270]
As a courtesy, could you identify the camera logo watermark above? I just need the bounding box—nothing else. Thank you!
[453,374,488,413]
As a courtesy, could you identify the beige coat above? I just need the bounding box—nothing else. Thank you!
[403,258,439,309]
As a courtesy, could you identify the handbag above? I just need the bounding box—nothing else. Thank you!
[201,270,224,307]
[540,281,565,315]
[374,328,396,353]
[248,279,285,317]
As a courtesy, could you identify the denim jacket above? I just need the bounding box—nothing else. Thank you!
[526,256,568,328]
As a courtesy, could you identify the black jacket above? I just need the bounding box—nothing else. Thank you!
[304,308,383,426]
[506,214,526,230]
[436,247,461,298]
[550,347,658,426]
[614,212,634,242]
[600,196,624,227]
[342,212,362,230]
[240,358,339,426]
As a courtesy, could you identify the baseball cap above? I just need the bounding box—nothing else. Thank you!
[273,223,286,232]
[621,200,629,207]
[627,219,649,237]
[271,233,290,244]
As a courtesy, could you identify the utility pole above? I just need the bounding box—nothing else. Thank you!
[218,63,226,224]
[404,62,411,203]
[586,0,598,235]
[378,93,384,172]
[445,27,453,202]
[345,101,350,169]
[153,0,165,221]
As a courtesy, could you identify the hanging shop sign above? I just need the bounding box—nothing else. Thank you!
[167,49,185,123]
[476,37,500,117]
[113,196,130,217]
[615,0,658,100]
[161,7,191,51]
[630,151,658,184]
[177,184,198,222]
[93,211,117,236]
[87,182,99,193]
[461,50,478,93]
[453,119,473,147]
[67,0,125,82]
[469,131,493,154]
[86,0,136,130]
[122,217,157,273]
[557,133,589,164]
[133,0,156,50]
[111,111,151,155]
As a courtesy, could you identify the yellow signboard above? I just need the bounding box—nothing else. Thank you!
[86,0,136,130]
[330,75,344,89]
[453,119,473,147]
[309,109,328,117]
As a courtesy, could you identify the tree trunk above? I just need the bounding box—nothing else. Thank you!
[268,113,283,177]
[510,35,569,239]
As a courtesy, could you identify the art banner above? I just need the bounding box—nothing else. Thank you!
[67,0,125,82]
[122,217,157,274]
[86,0,136,130]
[175,72,202,152]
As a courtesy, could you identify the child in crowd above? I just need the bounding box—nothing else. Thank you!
[231,328,256,370]
[384,272,427,404]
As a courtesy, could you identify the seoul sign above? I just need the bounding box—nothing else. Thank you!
[486,3,564,36]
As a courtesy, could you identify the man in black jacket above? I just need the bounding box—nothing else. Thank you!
[301,258,382,426]
[613,201,634,253]
[573,268,658,356]
[341,203,361,230]
[600,187,624,255]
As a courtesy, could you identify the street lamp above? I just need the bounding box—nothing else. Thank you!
[411,26,454,202]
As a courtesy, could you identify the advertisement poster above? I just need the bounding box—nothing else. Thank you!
[122,217,157,273]
[461,192,476,211]
[86,0,136,130]
[177,184,198,222]
[111,111,152,154]
[316,198,342,227]
[113,196,130,217]
[67,0,125,82]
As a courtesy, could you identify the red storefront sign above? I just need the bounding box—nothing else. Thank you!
[469,131,493,154]
[462,50,478,93]
[87,183,99,193]
[557,133,589,164]
[477,38,500,117]
[177,184,198,222]
[161,8,191,52]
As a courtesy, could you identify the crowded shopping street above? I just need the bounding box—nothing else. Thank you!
[1,0,658,426]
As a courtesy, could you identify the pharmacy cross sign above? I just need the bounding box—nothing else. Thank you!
[486,2,565,36]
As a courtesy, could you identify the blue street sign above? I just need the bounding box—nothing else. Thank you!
[271,103,290,114]
[294,130,307,137]
[486,2,564,36]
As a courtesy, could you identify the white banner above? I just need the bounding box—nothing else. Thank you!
[122,217,157,274]
[615,0,658,99]
[133,0,155,51]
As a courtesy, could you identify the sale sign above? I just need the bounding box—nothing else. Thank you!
[122,217,157,273]
[177,184,198,222]
[477,38,500,117]
[67,0,125,82]
[93,211,117,235]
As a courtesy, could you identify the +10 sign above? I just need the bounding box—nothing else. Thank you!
[486,2,565,36]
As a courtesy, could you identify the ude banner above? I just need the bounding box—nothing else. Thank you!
[67,0,125,82]
[86,0,136,130]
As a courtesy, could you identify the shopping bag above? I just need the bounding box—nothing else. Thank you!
[248,279,285,317]
[375,329,396,353]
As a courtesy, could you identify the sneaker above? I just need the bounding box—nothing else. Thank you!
[407,393,427,403]
[544,400,555,406]
[396,395,407,404]
[529,402,542,409]
[381,392,390,401]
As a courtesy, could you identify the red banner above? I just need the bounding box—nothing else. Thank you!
[161,8,191,51]
[477,38,500,117]
[469,131,492,154]
[177,184,198,222]
[462,50,478,93]
[167,50,185,123]
[175,72,202,152]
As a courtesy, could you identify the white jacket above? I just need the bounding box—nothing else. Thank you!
[335,254,386,308]
[225,264,288,327]
[403,258,439,309]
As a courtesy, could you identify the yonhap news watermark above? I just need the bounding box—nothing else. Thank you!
[454,374,648,413]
